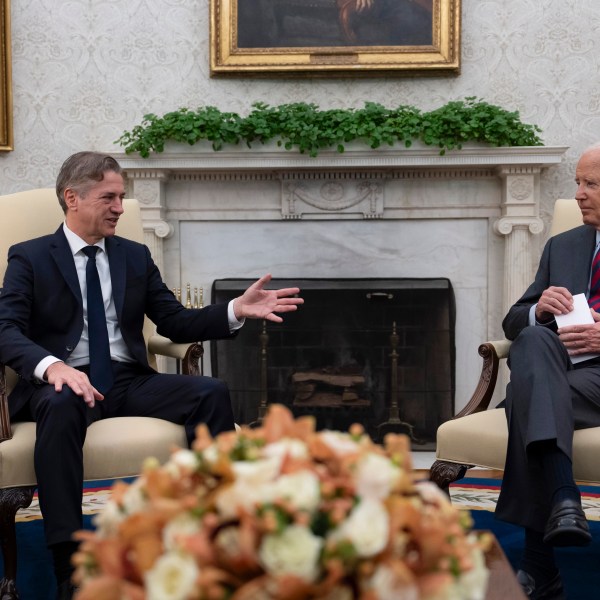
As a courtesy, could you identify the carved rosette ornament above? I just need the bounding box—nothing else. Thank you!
[508,177,534,202]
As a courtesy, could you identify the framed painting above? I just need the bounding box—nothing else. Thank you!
[210,0,460,77]
[0,0,12,151]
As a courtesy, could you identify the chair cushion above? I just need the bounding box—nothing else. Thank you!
[0,417,188,488]
[436,409,600,483]
[436,409,508,471]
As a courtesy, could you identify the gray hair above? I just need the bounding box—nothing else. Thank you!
[56,152,122,213]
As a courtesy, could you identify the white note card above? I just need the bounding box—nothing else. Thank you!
[555,293,598,363]
[554,293,594,327]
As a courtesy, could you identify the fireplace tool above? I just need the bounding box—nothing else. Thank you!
[377,322,425,444]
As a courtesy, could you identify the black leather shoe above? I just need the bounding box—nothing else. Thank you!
[56,580,77,600]
[516,570,565,600]
[543,498,592,547]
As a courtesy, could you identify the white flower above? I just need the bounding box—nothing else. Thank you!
[170,449,200,472]
[215,481,270,519]
[330,498,389,557]
[259,525,323,583]
[121,479,148,515]
[215,455,285,518]
[163,512,202,551]
[145,551,199,600]
[355,452,400,501]
[367,563,418,600]
[273,470,321,512]
[92,499,124,538]
[262,438,309,461]
[452,537,489,600]
[200,443,219,465]
[414,480,448,506]
[320,430,360,455]
[231,455,282,484]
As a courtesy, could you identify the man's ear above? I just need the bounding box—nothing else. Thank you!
[64,188,78,211]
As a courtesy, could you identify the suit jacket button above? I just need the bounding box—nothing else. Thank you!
[66,346,73,352]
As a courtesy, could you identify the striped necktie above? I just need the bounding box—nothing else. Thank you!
[588,246,600,311]
[81,246,114,393]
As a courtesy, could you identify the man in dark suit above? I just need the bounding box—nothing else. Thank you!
[0,151,303,599]
[496,143,600,599]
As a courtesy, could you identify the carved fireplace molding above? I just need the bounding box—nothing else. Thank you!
[116,144,567,319]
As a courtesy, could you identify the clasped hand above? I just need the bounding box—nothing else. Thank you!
[538,285,600,355]
[233,274,303,323]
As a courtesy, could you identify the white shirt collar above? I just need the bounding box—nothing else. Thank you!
[62,222,106,256]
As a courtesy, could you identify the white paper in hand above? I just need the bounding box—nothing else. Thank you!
[555,293,598,363]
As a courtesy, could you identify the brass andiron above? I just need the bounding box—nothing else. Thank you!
[249,320,269,428]
[377,322,424,444]
[193,287,204,309]
[172,283,204,373]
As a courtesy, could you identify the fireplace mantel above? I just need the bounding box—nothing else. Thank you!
[117,144,567,310]
[115,144,568,411]
[116,143,566,171]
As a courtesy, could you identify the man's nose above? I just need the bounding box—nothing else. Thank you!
[111,199,124,213]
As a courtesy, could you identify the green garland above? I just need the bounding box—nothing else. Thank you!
[117,97,543,159]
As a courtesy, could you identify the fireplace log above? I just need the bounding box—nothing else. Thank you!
[291,369,368,406]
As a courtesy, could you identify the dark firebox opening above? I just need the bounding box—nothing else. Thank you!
[211,278,455,449]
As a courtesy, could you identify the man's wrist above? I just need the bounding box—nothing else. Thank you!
[228,299,245,331]
[35,356,63,382]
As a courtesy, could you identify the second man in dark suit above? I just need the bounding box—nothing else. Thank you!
[496,142,600,599]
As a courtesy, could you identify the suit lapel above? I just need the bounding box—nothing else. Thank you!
[106,236,126,319]
[570,225,597,295]
[49,227,81,302]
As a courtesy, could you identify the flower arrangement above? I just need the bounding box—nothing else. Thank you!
[74,405,490,600]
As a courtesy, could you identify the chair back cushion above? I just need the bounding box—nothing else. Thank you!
[0,189,157,392]
[550,198,583,236]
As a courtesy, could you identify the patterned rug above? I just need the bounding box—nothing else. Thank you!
[450,477,600,521]
[16,479,117,524]
[451,477,600,600]
[15,476,600,523]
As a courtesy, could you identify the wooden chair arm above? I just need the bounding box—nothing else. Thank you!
[147,335,204,376]
[0,363,11,442]
[454,339,512,418]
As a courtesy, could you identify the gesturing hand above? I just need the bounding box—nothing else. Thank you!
[233,274,303,323]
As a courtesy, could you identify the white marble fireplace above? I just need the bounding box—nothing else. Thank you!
[116,143,567,413]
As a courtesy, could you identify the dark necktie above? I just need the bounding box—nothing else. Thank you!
[588,246,600,311]
[81,246,113,393]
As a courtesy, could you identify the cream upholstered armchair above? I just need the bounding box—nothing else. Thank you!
[430,199,600,491]
[0,189,202,598]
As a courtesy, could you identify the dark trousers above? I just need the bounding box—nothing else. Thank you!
[14,361,234,546]
[496,326,600,531]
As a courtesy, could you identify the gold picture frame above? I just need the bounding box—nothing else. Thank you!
[210,0,460,77]
[0,0,12,151]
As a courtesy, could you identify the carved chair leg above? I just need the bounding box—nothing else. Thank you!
[0,486,36,600]
[429,460,471,495]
